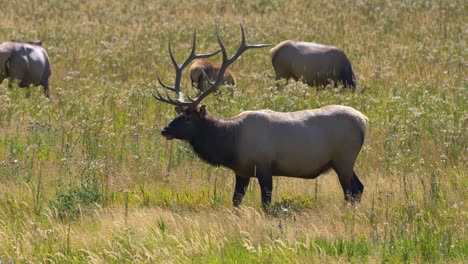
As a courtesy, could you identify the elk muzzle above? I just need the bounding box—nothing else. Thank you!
[161,127,175,140]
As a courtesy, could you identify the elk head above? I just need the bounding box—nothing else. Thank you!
[153,24,271,141]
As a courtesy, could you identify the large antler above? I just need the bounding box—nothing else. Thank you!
[153,24,272,108]
[153,30,220,104]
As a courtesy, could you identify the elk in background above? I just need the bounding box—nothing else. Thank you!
[0,40,51,97]
[189,58,236,91]
[270,40,356,89]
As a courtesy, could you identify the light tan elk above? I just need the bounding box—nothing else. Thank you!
[189,59,236,91]
[153,25,367,209]
[270,40,356,88]
[0,40,51,97]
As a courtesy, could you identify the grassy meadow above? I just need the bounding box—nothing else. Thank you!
[0,0,466,262]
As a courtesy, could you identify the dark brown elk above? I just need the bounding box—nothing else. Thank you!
[0,40,51,97]
[189,58,236,91]
[270,40,356,89]
[153,25,367,209]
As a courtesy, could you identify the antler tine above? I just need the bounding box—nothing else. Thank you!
[166,34,186,100]
[152,89,173,105]
[228,24,273,63]
[216,25,229,61]
[168,35,179,69]
[153,86,190,106]
[177,30,198,70]
[179,30,221,69]
[157,75,177,93]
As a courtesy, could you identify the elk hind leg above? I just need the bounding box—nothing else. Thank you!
[256,166,273,210]
[42,80,50,98]
[43,85,49,98]
[352,171,364,198]
[334,163,364,203]
[233,175,250,207]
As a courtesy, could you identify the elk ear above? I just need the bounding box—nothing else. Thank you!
[175,106,183,114]
[199,105,207,119]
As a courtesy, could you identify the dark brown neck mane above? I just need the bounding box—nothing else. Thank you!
[188,112,240,169]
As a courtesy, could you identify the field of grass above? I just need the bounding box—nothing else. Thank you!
[0,0,466,263]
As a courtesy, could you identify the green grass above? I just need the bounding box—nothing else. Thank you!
[0,0,467,263]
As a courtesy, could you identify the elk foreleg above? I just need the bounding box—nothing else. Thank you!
[233,175,250,207]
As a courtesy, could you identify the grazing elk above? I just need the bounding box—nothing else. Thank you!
[153,25,367,209]
[0,40,51,97]
[189,58,236,91]
[270,40,356,89]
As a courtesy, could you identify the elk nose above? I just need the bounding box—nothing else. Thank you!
[161,127,174,140]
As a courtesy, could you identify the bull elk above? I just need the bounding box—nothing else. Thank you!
[189,59,236,91]
[0,40,51,97]
[270,40,356,89]
[153,25,367,209]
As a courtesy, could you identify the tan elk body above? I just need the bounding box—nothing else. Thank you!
[270,40,356,88]
[189,59,236,91]
[153,25,367,208]
[0,40,51,97]
[226,106,367,178]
